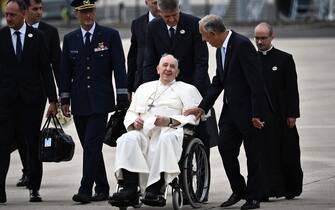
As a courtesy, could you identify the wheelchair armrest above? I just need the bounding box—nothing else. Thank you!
[183,124,195,137]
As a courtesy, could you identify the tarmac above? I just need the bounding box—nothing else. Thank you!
[1,22,335,210]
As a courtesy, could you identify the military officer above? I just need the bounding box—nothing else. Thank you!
[60,0,129,204]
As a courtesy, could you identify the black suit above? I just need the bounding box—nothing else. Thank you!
[143,12,210,97]
[38,21,62,86]
[0,25,57,193]
[14,21,62,181]
[199,31,270,200]
[127,13,149,92]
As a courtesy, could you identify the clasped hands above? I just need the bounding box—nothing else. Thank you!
[132,115,174,130]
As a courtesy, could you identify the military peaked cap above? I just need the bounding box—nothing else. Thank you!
[71,0,97,11]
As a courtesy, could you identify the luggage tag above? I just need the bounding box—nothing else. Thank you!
[44,137,52,147]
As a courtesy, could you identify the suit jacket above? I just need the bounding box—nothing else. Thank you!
[0,25,57,105]
[127,13,149,92]
[60,24,128,115]
[38,21,61,87]
[199,31,268,127]
[143,12,210,96]
[259,47,300,118]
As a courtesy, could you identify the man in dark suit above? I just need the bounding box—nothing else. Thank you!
[0,0,57,203]
[143,0,209,97]
[127,0,159,98]
[60,0,128,204]
[254,22,303,200]
[185,15,271,209]
[11,0,62,188]
[142,0,213,176]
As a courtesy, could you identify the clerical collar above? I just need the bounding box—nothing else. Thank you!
[259,45,274,55]
[149,11,155,22]
[159,79,176,86]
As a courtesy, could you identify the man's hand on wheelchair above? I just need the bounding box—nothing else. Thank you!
[183,107,205,120]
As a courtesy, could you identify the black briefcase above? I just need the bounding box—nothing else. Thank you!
[104,109,127,147]
[39,115,75,162]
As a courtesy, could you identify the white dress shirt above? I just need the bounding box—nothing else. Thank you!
[81,22,96,43]
[10,23,27,54]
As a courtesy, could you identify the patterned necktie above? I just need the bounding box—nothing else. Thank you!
[14,31,23,62]
[169,27,175,44]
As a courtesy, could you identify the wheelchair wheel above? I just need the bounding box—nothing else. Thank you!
[181,138,210,208]
[172,188,183,210]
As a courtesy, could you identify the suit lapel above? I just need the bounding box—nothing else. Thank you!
[37,21,45,31]
[90,24,104,56]
[222,32,235,80]
[142,14,149,37]
[4,27,16,58]
[158,20,171,48]
[22,26,34,59]
[72,29,84,56]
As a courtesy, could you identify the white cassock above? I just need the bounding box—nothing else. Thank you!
[114,80,202,191]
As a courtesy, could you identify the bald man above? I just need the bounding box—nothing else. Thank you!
[254,22,303,200]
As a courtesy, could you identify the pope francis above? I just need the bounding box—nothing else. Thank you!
[111,54,203,206]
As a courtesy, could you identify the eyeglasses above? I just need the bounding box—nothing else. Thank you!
[254,36,270,41]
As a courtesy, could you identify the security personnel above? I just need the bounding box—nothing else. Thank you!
[60,0,129,204]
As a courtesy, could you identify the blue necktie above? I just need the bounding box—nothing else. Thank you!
[84,32,91,54]
[169,27,175,44]
[14,31,23,62]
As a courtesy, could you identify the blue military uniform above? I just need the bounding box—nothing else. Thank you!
[60,23,128,114]
[60,0,128,202]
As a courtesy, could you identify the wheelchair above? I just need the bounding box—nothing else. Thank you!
[109,126,210,210]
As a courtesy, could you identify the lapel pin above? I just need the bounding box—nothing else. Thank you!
[180,29,185,34]
[28,33,33,38]
[272,66,278,71]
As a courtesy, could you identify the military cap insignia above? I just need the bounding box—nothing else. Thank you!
[71,0,96,11]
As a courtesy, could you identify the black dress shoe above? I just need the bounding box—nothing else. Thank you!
[29,190,42,202]
[16,174,29,187]
[141,192,166,207]
[72,193,91,204]
[220,193,243,207]
[285,195,295,200]
[109,188,139,207]
[241,200,260,210]
[0,191,6,203]
[91,192,109,201]
[260,196,269,202]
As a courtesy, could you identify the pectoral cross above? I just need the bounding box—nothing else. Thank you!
[147,103,155,111]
